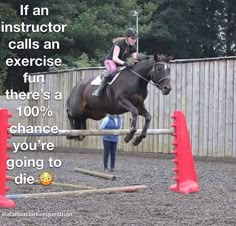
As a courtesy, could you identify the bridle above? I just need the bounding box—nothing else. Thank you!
[129,61,170,89]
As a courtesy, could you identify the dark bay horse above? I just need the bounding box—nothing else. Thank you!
[66,54,172,145]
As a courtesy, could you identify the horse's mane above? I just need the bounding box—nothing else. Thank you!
[137,53,152,61]
[132,54,152,71]
[137,53,168,62]
[133,53,170,71]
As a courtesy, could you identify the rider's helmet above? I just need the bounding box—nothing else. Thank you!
[124,28,138,38]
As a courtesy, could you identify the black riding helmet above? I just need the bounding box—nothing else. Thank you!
[124,28,138,38]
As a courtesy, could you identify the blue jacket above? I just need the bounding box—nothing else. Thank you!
[100,115,122,142]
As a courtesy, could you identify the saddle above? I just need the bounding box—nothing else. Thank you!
[91,66,126,86]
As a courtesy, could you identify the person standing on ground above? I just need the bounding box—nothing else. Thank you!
[100,114,122,172]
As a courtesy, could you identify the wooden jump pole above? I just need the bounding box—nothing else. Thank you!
[10,128,173,137]
[6,185,148,199]
[74,168,116,181]
[8,176,96,190]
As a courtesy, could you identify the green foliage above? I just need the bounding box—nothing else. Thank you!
[0,0,236,92]
[0,3,20,93]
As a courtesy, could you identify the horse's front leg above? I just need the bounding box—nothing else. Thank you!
[117,98,138,143]
[133,105,151,146]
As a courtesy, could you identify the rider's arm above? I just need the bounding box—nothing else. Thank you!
[131,52,138,63]
[112,45,126,65]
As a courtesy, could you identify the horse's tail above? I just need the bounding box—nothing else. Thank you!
[66,98,73,119]
[66,81,89,140]
[66,81,87,119]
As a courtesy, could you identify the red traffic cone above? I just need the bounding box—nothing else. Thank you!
[169,110,199,194]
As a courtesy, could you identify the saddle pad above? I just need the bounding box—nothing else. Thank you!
[91,66,126,86]
[91,76,101,85]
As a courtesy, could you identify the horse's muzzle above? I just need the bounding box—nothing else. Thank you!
[162,85,172,95]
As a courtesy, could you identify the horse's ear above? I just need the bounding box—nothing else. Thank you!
[154,54,159,62]
[166,55,174,63]
[137,53,150,61]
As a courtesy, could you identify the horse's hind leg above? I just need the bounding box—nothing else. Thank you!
[74,117,87,141]
[66,114,85,141]
[66,114,77,140]
[133,106,151,146]
[74,118,85,141]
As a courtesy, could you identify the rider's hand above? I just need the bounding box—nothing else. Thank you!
[123,62,132,68]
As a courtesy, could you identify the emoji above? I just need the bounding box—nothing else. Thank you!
[39,171,53,186]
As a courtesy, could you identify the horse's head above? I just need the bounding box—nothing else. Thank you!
[150,54,172,95]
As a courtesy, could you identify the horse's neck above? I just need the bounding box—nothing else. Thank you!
[130,60,153,89]
[133,60,152,78]
[129,61,152,92]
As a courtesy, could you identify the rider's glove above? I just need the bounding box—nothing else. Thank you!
[123,62,132,68]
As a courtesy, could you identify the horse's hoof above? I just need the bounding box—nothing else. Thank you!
[67,135,85,141]
[132,136,142,146]
[75,136,85,141]
[80,135,85,141]
[124,133,133,143]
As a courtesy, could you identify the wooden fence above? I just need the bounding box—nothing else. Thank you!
[26,56,236,157]
[0,96,28,144]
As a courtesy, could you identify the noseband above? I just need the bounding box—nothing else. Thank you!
[154,76,170,89]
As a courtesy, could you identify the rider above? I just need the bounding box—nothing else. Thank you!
[92,28,138,97]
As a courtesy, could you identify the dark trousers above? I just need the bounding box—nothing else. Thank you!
[103,140,117,169]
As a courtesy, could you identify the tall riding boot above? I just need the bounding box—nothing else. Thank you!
[92,76,111,97]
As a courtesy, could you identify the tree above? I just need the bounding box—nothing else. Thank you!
[1,0,236,92]
[146,0,230,58]
[0,2,20,93]
[222,0,236,55]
